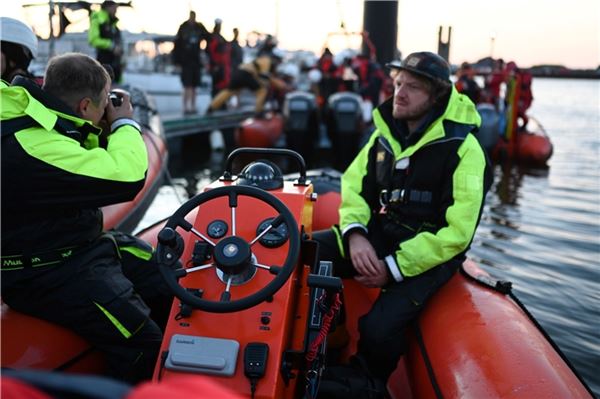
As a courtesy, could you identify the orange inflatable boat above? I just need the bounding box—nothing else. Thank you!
[493,117,553,167]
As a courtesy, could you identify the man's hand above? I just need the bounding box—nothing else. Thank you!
[104,89,134,125]
[354,260,389,288]
[348,233,380,277]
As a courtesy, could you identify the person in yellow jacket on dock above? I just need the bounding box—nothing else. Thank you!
[88,0,123,82]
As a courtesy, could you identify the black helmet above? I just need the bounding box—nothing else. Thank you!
[388,51,450,83]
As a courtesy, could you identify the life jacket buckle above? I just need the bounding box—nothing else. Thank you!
[379,189,407,208]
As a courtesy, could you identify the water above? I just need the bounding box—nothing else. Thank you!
[138,78,600,395]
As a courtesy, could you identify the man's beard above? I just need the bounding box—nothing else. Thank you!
[393,98,433,122]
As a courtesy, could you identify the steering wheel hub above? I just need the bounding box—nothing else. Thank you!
[214,236,252,275]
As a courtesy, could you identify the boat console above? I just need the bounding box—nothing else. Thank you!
[152,148,342,398]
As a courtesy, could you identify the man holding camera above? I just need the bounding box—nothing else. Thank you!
[1,53,171,383]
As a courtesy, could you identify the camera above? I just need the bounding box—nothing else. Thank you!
[109,91,123,107]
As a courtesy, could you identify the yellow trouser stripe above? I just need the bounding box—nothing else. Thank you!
[94,302,133,339]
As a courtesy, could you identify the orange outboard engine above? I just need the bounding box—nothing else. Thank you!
[325,92,365,171]
[283,91,319,166]
[151,148,343,399]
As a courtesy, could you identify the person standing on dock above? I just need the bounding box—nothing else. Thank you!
[229,27,244,72]
[1,53,173,383]
[173,10,210,114]
[207,18,231,99]
[88,0,123,82]
[314,51,492,398]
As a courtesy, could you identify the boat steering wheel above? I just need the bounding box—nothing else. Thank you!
[155,185,300,313]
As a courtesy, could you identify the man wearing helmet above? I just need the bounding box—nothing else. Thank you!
[315,52,492,398]
[0,17,38,86]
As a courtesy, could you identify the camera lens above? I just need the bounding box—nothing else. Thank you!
[109,92,123,107]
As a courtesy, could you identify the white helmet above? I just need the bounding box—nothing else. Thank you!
[307,68,322,84]
[0,17,38,59]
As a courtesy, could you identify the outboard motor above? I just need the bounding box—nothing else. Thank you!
[326,92,364,171]
[476,103,501,154]
[283,91,319,166]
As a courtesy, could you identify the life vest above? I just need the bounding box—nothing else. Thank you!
[318,56,335,75]
[374,121,481,242]
[519,71,533,108]
[207,35,231,90]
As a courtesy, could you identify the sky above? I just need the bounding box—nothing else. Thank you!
[3,0,599,69]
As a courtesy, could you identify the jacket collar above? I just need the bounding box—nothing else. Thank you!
[12,76,76,117]
[373,87,480,153]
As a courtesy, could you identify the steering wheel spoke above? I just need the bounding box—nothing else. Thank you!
[253,261,281,275]
[185,263,216,274]
[189,227,217,246]
[219,276,233,302]
[249,214,284,246]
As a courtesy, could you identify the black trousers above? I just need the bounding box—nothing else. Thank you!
[2,233,173,383]
[313,228,458,381]
[97,50,122,83]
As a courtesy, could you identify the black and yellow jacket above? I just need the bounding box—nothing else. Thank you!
[0,79,147,257]
[338,87,492,280]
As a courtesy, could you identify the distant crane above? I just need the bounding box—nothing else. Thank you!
[437,26,452,62]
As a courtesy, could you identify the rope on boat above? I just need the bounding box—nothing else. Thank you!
[306,292,342,362]
[413,322,444,399]
[143,124,185,205]
[128,84,185,205]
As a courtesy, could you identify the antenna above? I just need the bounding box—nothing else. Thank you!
[336,0,347,33]
[48,0,55,57]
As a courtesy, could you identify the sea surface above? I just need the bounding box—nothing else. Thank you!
[137,78,600,396]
